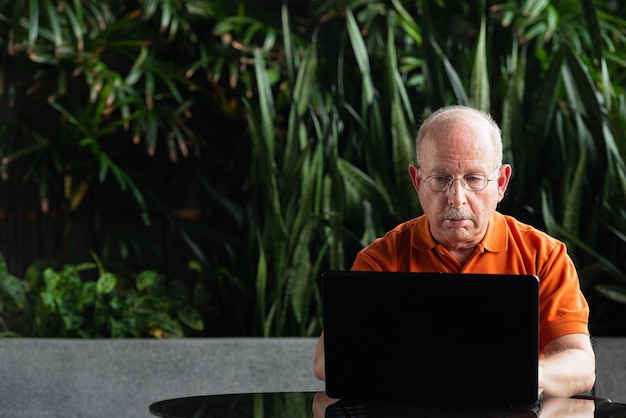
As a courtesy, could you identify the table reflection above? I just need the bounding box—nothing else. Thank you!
[150,391,620,418]
[540,396,595,418]
[314,392,603,418]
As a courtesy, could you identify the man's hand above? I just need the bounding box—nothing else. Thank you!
[539,334,595,397]
[313,331,326,381]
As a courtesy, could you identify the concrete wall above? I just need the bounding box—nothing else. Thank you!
[0,338,323,418]
[0,337,623,417]
[593,337,626,402]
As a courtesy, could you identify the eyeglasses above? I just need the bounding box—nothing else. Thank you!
[422,174,494,192]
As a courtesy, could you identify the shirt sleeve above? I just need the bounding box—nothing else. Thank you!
[537,240,590,351]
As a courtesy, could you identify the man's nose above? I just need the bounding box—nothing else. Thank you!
[447,179,468,207]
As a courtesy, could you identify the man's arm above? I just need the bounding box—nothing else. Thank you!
[538,333,596,397]
[313,331,326,381]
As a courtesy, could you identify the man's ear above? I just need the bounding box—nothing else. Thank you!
[496,164,512,202]
[408,164,420,193]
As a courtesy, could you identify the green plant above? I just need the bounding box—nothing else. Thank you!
[0,0,625,338]
[490,0,626,323]
[0,252,207,338]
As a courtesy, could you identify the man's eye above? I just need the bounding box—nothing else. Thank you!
[432,176,449,183]
[464,176,484,183]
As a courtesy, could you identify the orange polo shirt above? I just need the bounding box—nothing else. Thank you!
[351,211,590,352]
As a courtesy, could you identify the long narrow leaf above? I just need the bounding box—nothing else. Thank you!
[255,230,269,336]
[429,34,469,105]
[27,0,39,49]
[541,190,626,282]
[337,158,390,211]
[470,4,490,112]
[253,49,275,156]
[43,0,63,53]
[346,8,374,104]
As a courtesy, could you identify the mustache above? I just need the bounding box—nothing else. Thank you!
[439,207,475,221]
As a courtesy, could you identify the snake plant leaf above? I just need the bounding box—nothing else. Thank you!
[596,284,626,304]
[346,8,374,105]
[469,4,490,112]
[429,34,469,105]
[580,0,604,65]
[541,189,626,283]
[390,0,422,46]
[562,44,604,124]
[337,157,391,213]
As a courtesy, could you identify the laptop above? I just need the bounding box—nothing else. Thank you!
[320,270,540,407]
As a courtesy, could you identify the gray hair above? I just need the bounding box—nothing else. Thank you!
[415,105,503,169]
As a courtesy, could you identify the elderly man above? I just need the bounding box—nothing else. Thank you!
[313,105,595,398]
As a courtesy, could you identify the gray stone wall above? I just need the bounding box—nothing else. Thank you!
[0,337,624,417]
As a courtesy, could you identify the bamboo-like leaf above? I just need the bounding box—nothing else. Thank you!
[470,5,490,112]
[544,5,558,41]
[528,49,563,138]
[283,45,317,176]
[522,0,550,20]
[429,34,469,105]
[125,47,149,86]
[386,19,418,219]
[145,71,155,110]
[253,48,275,156]
[149,64,184,104]
[561,128,587,237]
[596,284,626,304]
[291,45,317,118]
[288,143,320,252]
[600,59,612,113]
[580,0,603,65]
[501,42,526,165]
[562,45,603,123]
[249,51,284,235]
[159,0,172,34]
[386,14,415,126]
[281,3,295,83]
[602,116,626,175]
[48,100,90,136]
[59,0,84,53]
[142,0,158,18]
[288,221,314,326]
[192,164,244,227]
[27,0,40,49]
[541,189,626,281]
[43,0,63,53]
[346,8,374,104]
[390,0,421,45]
[145,111,158,155]
[417,3,445,108]
[255,230,268,335]
[337,158,390,211]
[390,95,419,219]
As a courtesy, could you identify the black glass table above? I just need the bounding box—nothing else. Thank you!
[149,391,626,418]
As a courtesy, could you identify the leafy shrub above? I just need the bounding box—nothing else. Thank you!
[0,253,207,338]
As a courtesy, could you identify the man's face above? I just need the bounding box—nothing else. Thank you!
[409,120,511,252]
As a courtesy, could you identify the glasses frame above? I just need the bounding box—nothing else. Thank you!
[421,172,496,193]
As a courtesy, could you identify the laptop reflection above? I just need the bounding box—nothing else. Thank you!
[314,392,596,418]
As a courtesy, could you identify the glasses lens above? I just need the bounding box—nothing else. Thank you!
[463,175,489,191]
[426,176,451,192]
[425,175,490,192]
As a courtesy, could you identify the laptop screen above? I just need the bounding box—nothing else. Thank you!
[321,271,540,406]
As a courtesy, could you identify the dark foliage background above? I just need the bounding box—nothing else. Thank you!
[0,0,625,337]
